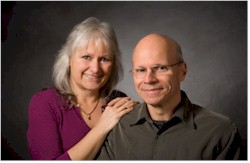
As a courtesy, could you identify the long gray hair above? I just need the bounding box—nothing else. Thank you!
[52,17,123,106]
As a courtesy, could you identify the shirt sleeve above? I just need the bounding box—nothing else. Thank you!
[215,122,241,160]
[27,93,71,160]
[96,132,115,160]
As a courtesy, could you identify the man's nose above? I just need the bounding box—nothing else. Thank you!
[144,69,157,84]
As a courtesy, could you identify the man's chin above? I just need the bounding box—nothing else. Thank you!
[144,98,161,106]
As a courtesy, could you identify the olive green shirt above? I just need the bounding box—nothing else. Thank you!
[97,91,241,160]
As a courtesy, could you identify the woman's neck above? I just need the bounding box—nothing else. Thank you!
[76,91,100,105]
[69,80,100,104]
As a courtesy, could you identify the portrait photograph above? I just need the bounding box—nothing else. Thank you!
[1,1,247,160]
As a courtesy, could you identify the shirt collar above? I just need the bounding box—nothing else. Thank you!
[130,91,196,129]
[173,91,196,129]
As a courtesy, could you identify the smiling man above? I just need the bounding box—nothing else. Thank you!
[97,34,242,160]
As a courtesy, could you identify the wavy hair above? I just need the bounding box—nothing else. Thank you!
[52,17,123,106]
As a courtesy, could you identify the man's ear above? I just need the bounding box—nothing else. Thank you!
[180,62,187,81]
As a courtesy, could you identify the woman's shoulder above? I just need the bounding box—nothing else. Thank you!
[28,88,66,131]
[30,87,62,106]
[110,90,127,98]
[29,88,66,120]
[33,87,58,96]
[31,87,59,99]
[105,90,127,103]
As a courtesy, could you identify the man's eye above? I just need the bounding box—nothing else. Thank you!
[152,65,168,72]
[158,66,168,70]
[135,68,146,73]
[82,55,91,60]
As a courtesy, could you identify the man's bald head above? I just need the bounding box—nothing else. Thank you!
[133,34,183,64]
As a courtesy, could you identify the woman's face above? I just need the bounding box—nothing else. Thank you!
[69,41,113,93]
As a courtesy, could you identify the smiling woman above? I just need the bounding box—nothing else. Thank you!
[69,42,113,94]
[27,17,138,160]
[52,17,121,102]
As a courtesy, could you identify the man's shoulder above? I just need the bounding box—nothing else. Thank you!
[116,103,143,126]
[193,104,236,130]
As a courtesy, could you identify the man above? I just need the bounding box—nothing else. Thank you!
[97,34,241,160]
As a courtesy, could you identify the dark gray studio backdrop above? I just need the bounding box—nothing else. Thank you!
[2,1,247,160]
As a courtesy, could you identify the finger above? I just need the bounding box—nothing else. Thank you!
[116,99,139,111]
[126,101,139,108]
[107,97,122,106]
[112,97,131,108]
[116,101,132,112]
[116,106,133,117]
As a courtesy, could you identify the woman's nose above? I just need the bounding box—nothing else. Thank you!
[89,59,100,73]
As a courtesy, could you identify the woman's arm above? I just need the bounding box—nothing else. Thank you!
[28,93,136,160]
[27,93,71,160]
[67,97,136,160]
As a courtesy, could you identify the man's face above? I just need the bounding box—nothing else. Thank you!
[132,35,187,107]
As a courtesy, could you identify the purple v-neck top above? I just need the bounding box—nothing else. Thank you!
[27,88,126,160]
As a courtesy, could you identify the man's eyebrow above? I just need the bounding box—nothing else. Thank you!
[151,64,165,67]
[134,64,165,67]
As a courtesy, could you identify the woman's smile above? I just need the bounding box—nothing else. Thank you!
[83,73,103,80]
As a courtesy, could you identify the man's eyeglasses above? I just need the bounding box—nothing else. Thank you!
[130,61,183,79]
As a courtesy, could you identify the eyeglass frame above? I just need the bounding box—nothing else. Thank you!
[130,61,184,78]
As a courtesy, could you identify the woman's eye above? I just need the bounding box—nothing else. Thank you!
[99,57,110,62]
[82,55,91,60]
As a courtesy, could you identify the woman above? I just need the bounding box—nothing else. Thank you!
[27,17,137,160]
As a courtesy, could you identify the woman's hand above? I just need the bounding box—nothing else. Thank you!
[96,97,139,133]
[67,97,138,160]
